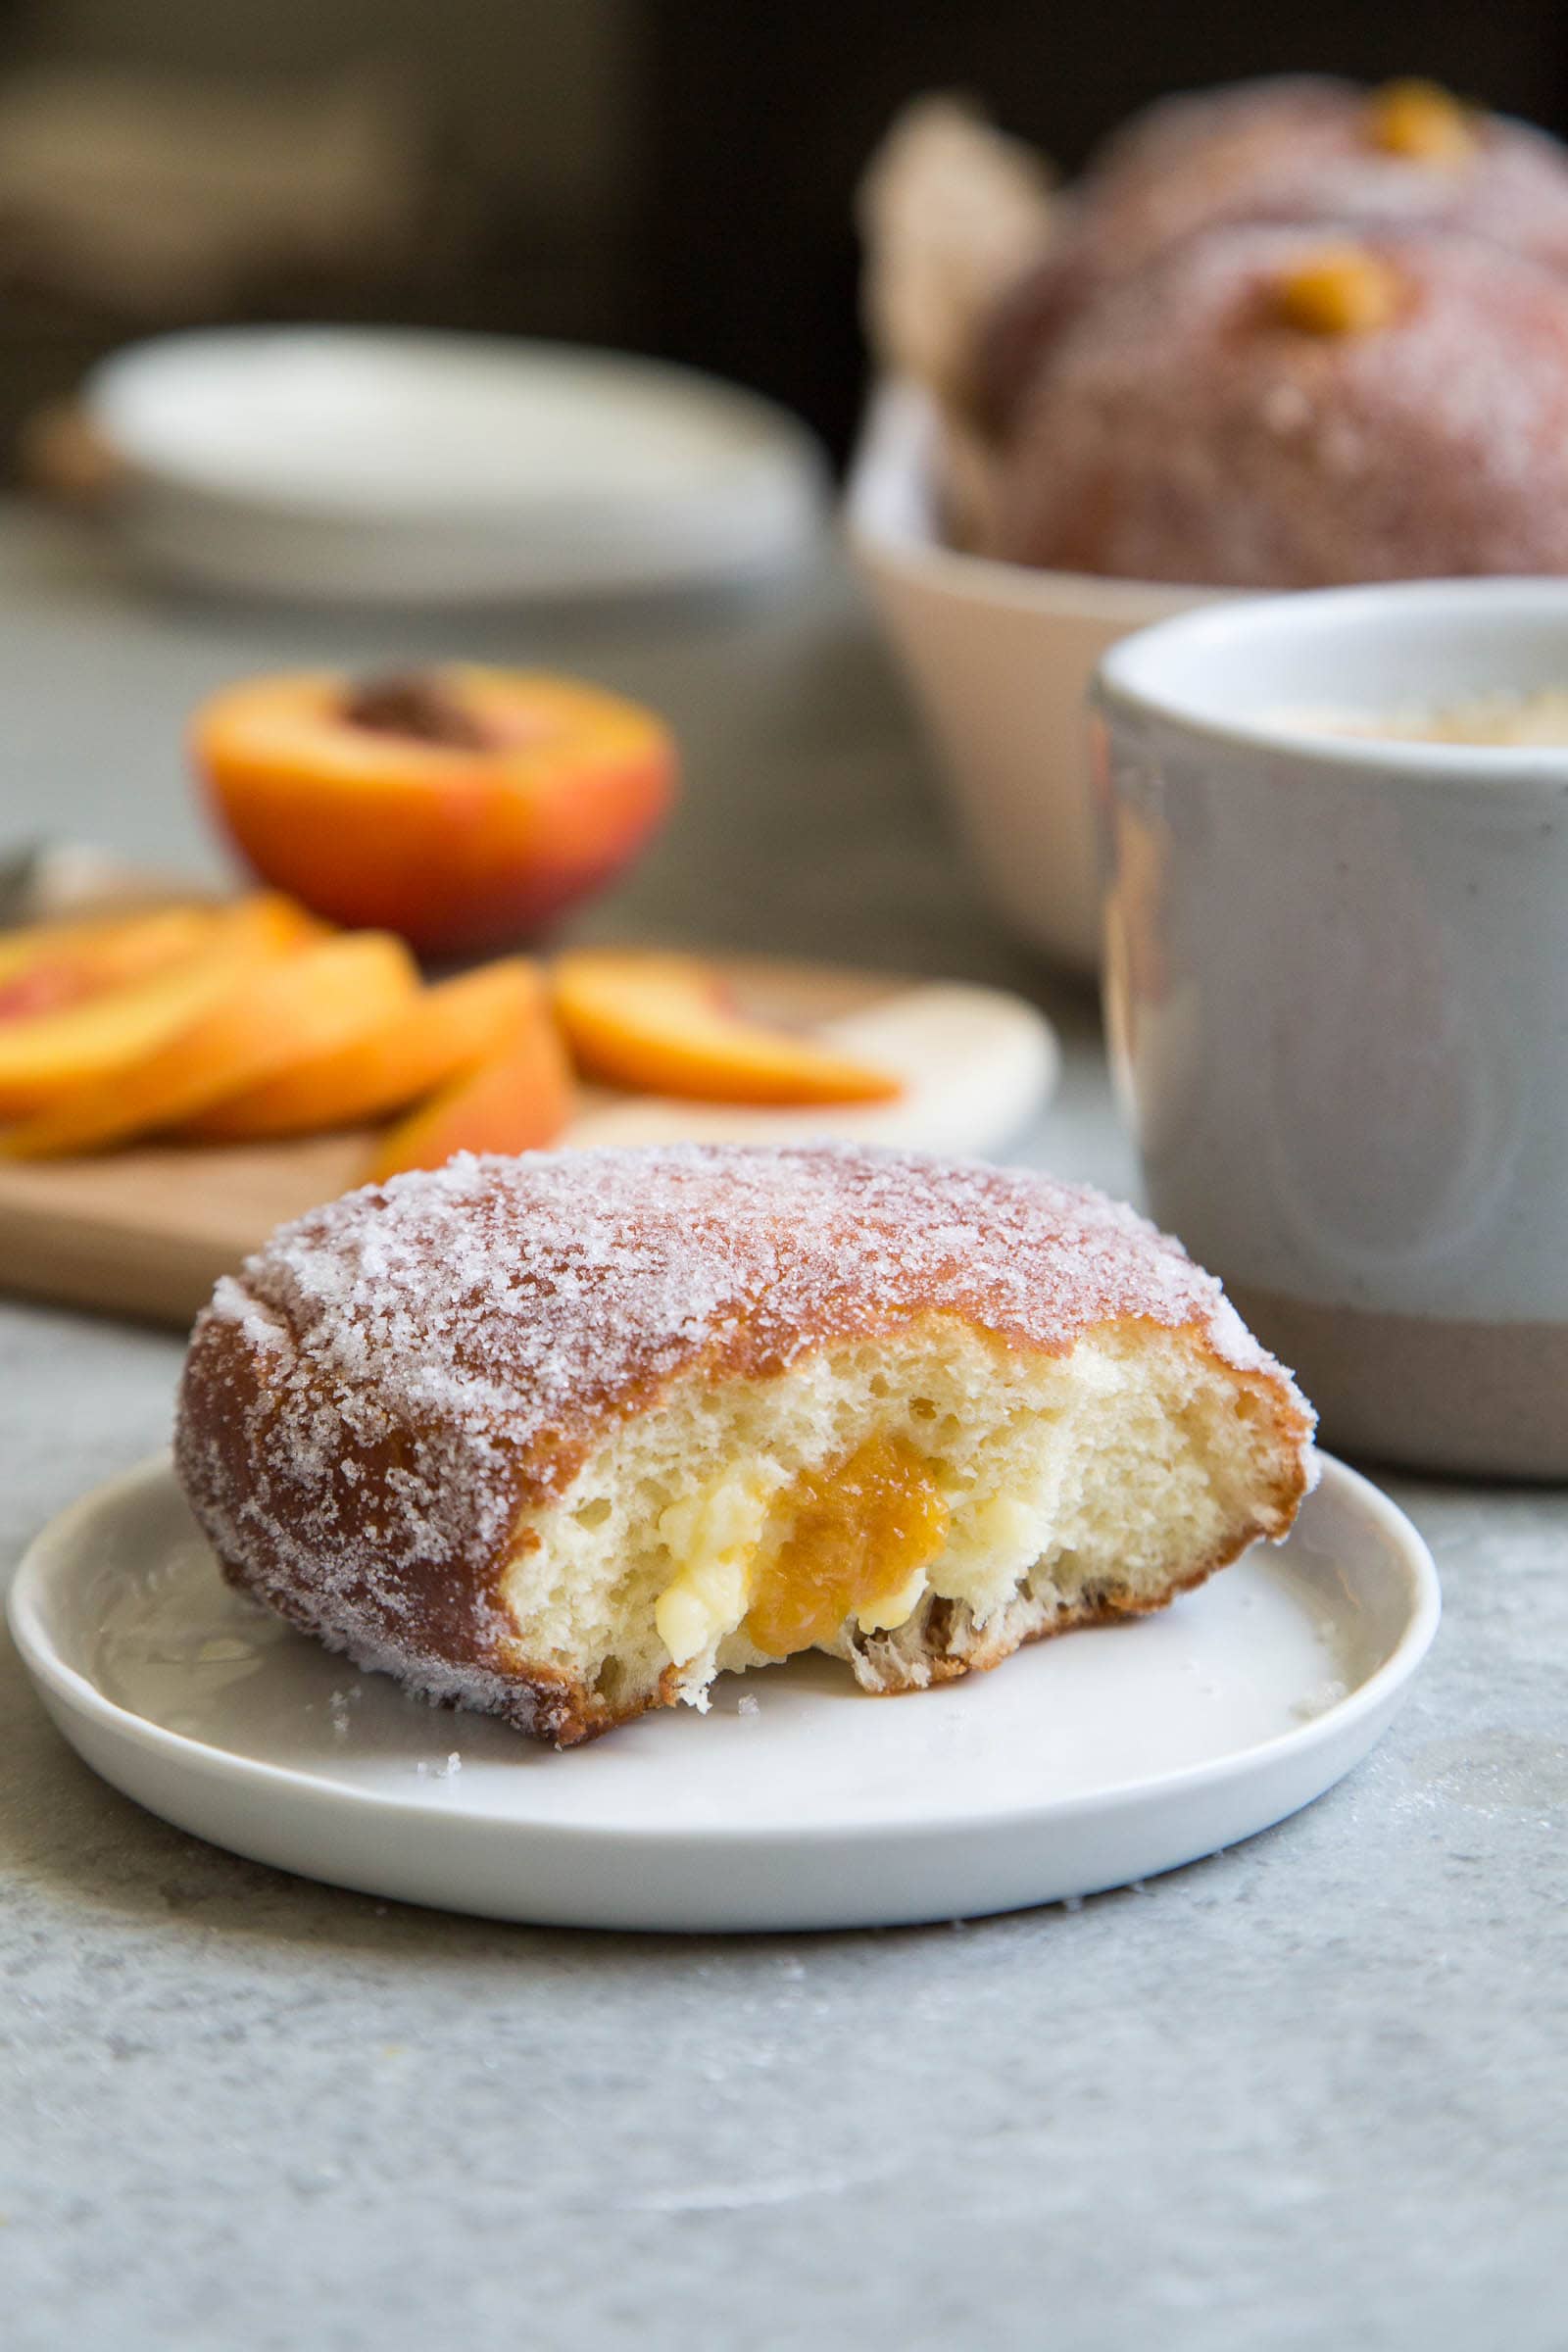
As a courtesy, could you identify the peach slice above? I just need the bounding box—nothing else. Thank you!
[185,957,544,1141]
[365,993,574,1181]
[552,951,903,1105]
[0,894,317,1120]
[0,903,218,1022]
[1,929,417,1158]
[193,665,677,956]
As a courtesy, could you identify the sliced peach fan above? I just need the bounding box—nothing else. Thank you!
[0,902,217,1024]
[552,950,902,1106]
[0,894,316,1121]
[0,927,417,1158]
[186,956,544,1141]
[365,987,574,1181]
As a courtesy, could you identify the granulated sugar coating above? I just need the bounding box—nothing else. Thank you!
[1073,78,1568,297]
[200,1145,1268,1468]
[173,1144,1309,1743]
[978,75,1568,437]
[993,221,1568,585]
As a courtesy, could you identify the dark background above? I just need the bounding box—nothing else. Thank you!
[2,0,1566,467]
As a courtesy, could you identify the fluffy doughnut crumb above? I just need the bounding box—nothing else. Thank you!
[174,1144,1316,1746]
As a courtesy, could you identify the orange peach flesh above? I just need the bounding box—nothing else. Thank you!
[185,956,543,1140]
[552,951,902,1106]
[0,905,218,1021]
[364,997,574,1181]
[0,895,316,1120]
[0,928,417,1157]
[194,667,676,956]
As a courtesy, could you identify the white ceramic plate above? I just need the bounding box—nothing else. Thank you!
[8,1452,1438,1933]
[86,328,828,603]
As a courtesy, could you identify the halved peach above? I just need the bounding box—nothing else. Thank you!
[0,893,316,1119]
[185,956,543,1141]
[0,903,218,1022]
[1,929,417,1158]
[193,665,677,956]
[552,951,902,1105]
[365,992,574,1181]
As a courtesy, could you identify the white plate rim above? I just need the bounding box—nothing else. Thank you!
[88,326,829,526]
[8,1449,1440,1862]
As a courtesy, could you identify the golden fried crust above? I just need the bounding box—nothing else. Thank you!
[181,1297,676,1743]
[173,1144,1313,1746]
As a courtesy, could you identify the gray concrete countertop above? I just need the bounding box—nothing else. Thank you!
[1,514,1562,2351]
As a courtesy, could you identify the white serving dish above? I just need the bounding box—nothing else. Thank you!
[9,1451,1438,1933]
[846,380,1225,972]
[84,327,828,605]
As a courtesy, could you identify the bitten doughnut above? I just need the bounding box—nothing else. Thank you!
[174,1144,1316,1747]
[988,223,1568,586]
[978,75,1568,435]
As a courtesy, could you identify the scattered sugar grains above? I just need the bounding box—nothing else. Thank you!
[737,1694,760,1718]
[326,1686,361,1740]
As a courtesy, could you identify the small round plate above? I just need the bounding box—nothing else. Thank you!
[85,328,828,603]
[8,1453,1438,1933]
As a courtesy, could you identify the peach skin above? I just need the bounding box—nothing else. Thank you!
[193,665,677,956]
[0,929,418,1158]
[551,951,903,1105]
[0,894,316,1120]
[365,993,574,1180]
[185,956,545,1141]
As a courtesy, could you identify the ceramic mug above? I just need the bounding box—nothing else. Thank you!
[1090,579,1568,1479]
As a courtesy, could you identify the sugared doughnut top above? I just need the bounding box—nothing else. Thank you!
[1075,75,1568,258]
[182,1144,1281,1536]
[978,74,1568,434]
[991,222,1568,585]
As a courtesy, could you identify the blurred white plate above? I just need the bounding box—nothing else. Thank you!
[9,1452,1438,1933]
[85,328,828,603]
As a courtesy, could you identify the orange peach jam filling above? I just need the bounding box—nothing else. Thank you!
[743,1434,951,1659]
[1365,80,1477,167]
[1271,245,1403,336]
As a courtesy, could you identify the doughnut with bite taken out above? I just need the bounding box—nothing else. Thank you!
[175,1144,1315,1746]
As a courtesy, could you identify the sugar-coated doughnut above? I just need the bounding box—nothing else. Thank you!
[978,75,1568,434]
[988,223,1568,586]
[175,1145,1315,1746]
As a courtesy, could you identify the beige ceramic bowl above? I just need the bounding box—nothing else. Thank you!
[845,381,1222,973]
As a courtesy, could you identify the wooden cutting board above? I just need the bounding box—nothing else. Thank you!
[0,955,1057,1329]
